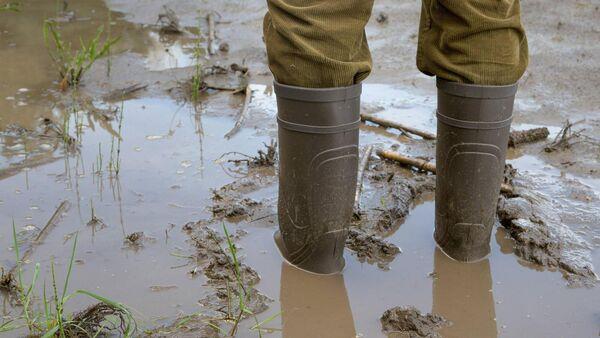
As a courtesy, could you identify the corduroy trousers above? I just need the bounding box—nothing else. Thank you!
[264,0,528,87]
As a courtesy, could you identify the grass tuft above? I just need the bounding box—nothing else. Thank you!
[43,21,120,90]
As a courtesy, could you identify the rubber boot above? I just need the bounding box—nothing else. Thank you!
[434,78,516,262]
[274,81,361,275]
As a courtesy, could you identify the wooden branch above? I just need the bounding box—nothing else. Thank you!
[361,113,436,140]
[207,12,216,55]
[376,149,513,194]
[224,85,252,139]
[362,113,549,149]
[354,145,374,212]
[509,127,550,147]
[9,200,70,275]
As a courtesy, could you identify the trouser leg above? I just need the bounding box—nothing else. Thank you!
[417,0,528,85]
[264,0,374,88]
[422,1,527,261]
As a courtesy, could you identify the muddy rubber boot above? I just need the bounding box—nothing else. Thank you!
[274,81,361,275]
[434,78,517,262]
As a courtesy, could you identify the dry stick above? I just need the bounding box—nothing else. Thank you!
[9,200,70,275]
[361,113,436,140]
[354,145,374,212]
[363,114,550,147]
[207,12,216,55]
[224,86,252,139]
[376,149,514,194]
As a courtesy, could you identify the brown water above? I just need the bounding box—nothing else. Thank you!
[1,1,599,337]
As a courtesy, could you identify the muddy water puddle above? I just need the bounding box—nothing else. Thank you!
[1,1,600,337]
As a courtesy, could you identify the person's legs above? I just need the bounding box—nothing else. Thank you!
[264,0,374,274]
[418,0,528,261]
[264,0,374,88]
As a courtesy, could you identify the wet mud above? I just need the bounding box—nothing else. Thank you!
[380,306,450,338]
[1,0,600,337]
[498,181,598,287]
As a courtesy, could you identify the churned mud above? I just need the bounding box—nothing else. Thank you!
[380,306,450,338]
[1,0,599,337]
[497,176,598,287]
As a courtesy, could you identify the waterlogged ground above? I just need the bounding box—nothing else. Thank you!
[1,1,599,337]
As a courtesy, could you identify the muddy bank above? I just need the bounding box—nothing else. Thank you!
[167,222,271,336]
[498,188,598,287]
[380,306,450,338]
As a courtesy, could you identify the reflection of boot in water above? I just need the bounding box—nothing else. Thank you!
[279,262,356,338]
[432,248,497,338]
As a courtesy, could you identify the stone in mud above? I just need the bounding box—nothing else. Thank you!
[380,306,450,338]
[346,229,401,270]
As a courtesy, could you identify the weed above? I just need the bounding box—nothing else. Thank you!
[6,221,136,337]
[191,19,204,103]
[108,101,124,175]
[219,224,280,337]
[0,1,20,12]
[43,21,120,89]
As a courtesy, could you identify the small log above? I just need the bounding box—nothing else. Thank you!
[376,149,513,194]
[360,113,436,140]
[509,127,550,147]
[224,85,252,139]
[354,145,374,212]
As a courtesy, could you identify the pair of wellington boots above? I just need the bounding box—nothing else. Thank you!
[274,78,517,274]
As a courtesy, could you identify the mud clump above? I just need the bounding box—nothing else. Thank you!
[380,306,450,338]
[0,268,17,292]
[183,222,270,323]
[124,232,145,246]
[497,195,598,286]
[346,229,401,270]
[211,197,260,219]
[359,159,435,236]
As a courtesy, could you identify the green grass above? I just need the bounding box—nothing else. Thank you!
[190,18,204,103]
[108,101,124,175]
[43,21,120,89]
[6,221,137,337]
[220,224,280,337]
[0,2,21,12]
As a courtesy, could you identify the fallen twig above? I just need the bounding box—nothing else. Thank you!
[544,120,584,152]
[207,12,217,55]
[376,149,513,194]
[354,145,374,212]
[102,83,148,101]
[509,127,550,147]
[9,200,70,275]
[363,114,551,148]
[224,85,252,139]
[361,113,436,140]
[157,5,182,34]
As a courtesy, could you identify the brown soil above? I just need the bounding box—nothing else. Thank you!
[380,306,450,338]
